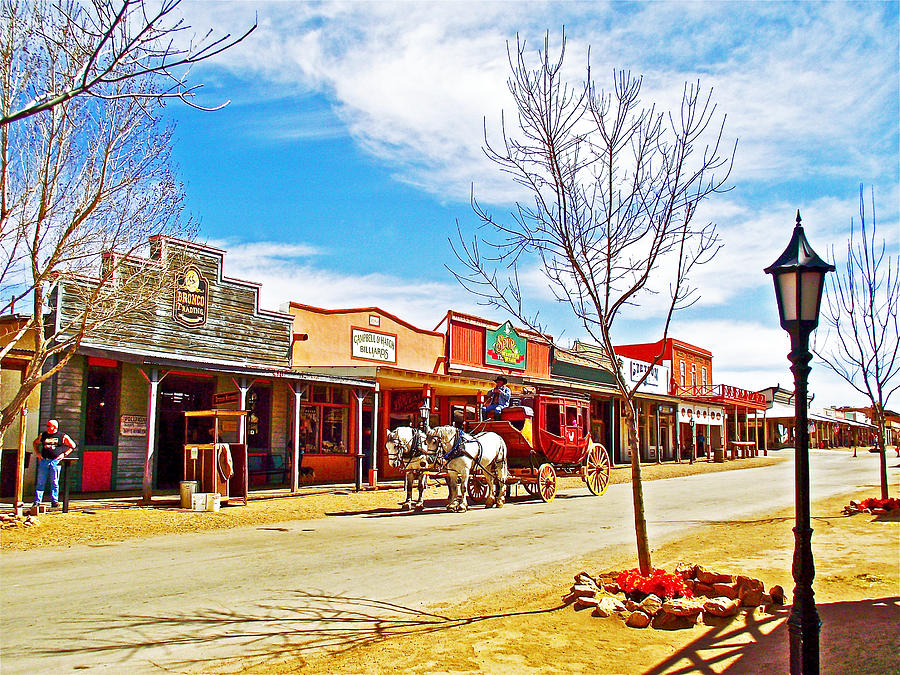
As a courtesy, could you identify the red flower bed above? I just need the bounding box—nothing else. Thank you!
[615,568,694,600]
[859,497,900,511]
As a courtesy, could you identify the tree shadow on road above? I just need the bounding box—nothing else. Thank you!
[43,589,569,673]
[643,596,899,674]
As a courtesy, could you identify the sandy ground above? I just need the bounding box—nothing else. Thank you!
[2,455,784,552]
[3,450,898,675]
[237,488,899,675]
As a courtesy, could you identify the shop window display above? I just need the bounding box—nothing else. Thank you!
[298,386,350,454]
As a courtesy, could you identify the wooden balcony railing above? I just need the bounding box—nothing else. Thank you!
[673,383,767,407]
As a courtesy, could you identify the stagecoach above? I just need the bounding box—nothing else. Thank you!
[466,392,611,503]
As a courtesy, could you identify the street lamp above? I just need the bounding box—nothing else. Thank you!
[419,401,431,431]
[764,211,835,675]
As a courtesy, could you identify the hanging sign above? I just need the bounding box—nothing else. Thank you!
[213,391,240,407]
[485,321,527,370]
[173,264,209,328]
[120,415,148,437]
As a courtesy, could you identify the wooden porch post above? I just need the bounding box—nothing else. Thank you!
[289,383,306,492]
[13,407,28,513]
[141,368,164,504]
[675,406,681,464]
[234,378,251,445]
[369,385,380,488]
[353,389,366,491]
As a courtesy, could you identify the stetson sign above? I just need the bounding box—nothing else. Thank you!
[485,320,527,370]
[173,264,208,327]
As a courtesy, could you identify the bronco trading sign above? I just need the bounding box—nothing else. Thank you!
[485,321,527,370]
[172,264,209,327]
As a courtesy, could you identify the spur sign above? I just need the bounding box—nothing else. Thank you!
[485,321,527,370]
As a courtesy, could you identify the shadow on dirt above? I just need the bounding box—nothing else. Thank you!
[42,590,569,673]
[644,596,899,674]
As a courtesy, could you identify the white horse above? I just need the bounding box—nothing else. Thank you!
[384,427,431,511]
[425,426,508,513]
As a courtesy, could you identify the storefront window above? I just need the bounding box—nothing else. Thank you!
[299,405,319,453]
[322,406,348,453]
[298,386,351,454]
[85,365,120,446]
[246,386,271,450]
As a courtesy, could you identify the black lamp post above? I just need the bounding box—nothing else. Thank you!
[764,211,835,675]
[419,402,431,431]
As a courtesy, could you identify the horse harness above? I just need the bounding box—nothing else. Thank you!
[443,428,506,485]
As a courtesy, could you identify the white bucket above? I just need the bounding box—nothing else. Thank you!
[206,493,221,512]
[192,492,210,511]
[180,481,199,509]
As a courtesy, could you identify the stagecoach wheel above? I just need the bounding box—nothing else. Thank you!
[583,444,611,496]
[537,463,557,503]
[467,475,489,504]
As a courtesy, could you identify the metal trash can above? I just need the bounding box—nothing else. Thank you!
[713,447,725,463]
[180,480,199,508]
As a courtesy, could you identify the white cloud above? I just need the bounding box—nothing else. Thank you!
[216,239,483,329]
[176,2,898,207]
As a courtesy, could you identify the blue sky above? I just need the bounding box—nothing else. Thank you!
[162,1,899,408]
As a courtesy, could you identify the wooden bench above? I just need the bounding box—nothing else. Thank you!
[248,453,289,485]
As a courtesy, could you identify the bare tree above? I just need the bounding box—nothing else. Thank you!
[0,0,255,127]
[453,34,734,574]
[816,185,899,499]
[0,0,234,442]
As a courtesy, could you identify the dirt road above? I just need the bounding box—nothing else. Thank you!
[2,449,895,674]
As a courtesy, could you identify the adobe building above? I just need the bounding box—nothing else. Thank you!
[41,237,372,498]
[287,305,505,484]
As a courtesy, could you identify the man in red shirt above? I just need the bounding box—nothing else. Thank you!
[32,419,77,509]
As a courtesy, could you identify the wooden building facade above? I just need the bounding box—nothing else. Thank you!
[44,237,372,496]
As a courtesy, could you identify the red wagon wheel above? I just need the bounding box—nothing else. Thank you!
[583,444,611,496]
[467,474,489,504]
[537,463,557,502]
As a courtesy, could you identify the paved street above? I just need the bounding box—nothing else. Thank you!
[0,450,889,674]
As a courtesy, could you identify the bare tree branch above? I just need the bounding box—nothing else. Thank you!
[815,184,899,498]
[451,32,735,574]
[0,0,256,127]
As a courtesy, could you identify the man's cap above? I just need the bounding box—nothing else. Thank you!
[494,375,508,384]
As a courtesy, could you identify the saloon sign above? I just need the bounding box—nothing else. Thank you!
[485,321,527,370]
[173,264,208,327]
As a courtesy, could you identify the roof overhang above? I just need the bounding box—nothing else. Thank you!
[78,344,375,389]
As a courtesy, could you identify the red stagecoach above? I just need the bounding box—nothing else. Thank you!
[466,392,611,502]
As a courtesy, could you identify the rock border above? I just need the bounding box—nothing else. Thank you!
[563,564,785,630]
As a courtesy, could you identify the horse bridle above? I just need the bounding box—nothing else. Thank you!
[389,429,435,467]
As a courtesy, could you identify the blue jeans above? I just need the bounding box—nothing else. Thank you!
[34,457,61,504]
[482,404,506,419]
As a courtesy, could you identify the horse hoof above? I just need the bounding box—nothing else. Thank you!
[496,500,504,508]
[414,503,424,511]
[485,496,495,508]
[400,503,411,511]
[458,504,468,512]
